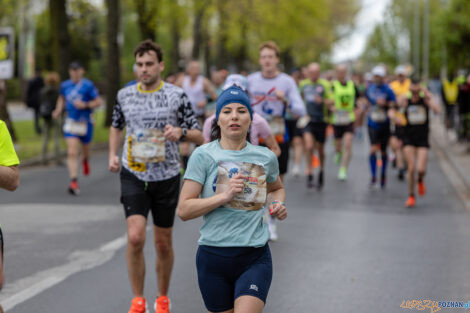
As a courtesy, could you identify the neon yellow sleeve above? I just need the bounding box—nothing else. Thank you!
[0,121,20,166]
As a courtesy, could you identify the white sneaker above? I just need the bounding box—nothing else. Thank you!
[292,165,301,177]
[268,223,278,241]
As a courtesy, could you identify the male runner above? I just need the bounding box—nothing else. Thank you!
[365,65,396,188]
[330,64,359,181]
[299,62,332,188]
[52,61,101,195]
[109,40,203,313]
[389,65,410,180]
[0,120,20,290]
[176,60,216,170]
[399,79,439,207]
[247,41,305,241]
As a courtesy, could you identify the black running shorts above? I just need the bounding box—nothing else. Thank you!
[120,167,180,228]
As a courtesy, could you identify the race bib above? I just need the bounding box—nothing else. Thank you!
[335,110,351,125]
[129,129,165,163]
[268,116,285,135]
[370,107,387,123]
[215,161,267,211]
[407,105,427,125]
[296,115,311,129]
[63,118,88,136]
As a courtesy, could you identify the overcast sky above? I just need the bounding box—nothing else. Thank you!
[332,0,390,63]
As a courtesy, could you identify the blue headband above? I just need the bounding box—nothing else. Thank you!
[215,85,252,122]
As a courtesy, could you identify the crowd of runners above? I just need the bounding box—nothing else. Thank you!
[1,38,455,313]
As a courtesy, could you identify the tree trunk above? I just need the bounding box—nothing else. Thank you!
[49,0,70,80]
[135,0,156,41]
[0,81,16,141]
[170,18,181,73]
[192,0,209,59]
[215,0,229,69]
[105,0,120,127]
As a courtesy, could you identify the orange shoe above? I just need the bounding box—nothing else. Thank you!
[418,182,426,196]
[129,297,149,313]
[155,295,171,313]
[405,196,416,208]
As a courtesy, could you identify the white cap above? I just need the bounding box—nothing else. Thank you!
[223,74,248,91]
[372,65,387,77]
[394,65,407,76]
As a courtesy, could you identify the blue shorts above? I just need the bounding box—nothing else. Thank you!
[64,121,94,144]
[196,244,272,312]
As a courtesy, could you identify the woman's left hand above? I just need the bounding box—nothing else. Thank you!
[269,202,287,220]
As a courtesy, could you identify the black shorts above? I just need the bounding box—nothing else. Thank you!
[278,142,289,175]
[391,126,406,141]
[403,133,430,148]
[120,167,180,228]
[303,121,327,143]
[196,244,272,312]
[333,123,354,139]
[285,119,302,139]
[368,126,390,151]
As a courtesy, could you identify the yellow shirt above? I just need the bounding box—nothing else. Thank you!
[390,79,411,98]
[0,120,19,167]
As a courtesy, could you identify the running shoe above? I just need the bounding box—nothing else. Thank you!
[369,177,377,189]
[398,169,405,181]
[317,171,324,190]
[129,297,149,313]
[334,152,342,166]
[154,296,170,313]
[338,167,347,181]
[418,182,426,196]
[405,195,416,208]
[380,176,387,189]
[68,180,80,195]
[82,158,90,176]
[292,165,301,177]
[307,174,314,188]
[268,222,278,242]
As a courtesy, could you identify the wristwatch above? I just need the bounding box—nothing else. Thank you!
[181,128,187,141]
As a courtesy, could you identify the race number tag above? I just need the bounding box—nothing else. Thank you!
[130,129,165,163]
[407,105,427,125]
[370,107,387,123]
[268,116,285,135]
[335,110,351,125]
[63,118,88,136]
[215,161,267,211]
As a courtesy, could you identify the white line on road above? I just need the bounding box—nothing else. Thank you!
[0,231,131,311]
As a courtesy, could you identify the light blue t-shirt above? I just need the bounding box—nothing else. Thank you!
[184,140,279,247]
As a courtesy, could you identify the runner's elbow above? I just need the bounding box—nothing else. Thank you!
[177,204,190,221]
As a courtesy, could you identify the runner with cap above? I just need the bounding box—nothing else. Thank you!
[389,65,411,180]
[178,85,286,313]
[52,61,101,195]
[365,65,396,188]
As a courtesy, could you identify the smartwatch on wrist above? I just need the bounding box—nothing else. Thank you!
[181,128,187,141]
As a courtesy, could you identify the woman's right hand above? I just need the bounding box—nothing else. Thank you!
[223,173,245,202]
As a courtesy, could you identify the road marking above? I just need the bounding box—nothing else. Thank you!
[0,231,131,311]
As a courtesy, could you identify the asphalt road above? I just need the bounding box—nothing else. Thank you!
[0,134,468,313]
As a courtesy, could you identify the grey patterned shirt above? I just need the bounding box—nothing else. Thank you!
[112,82,200,182]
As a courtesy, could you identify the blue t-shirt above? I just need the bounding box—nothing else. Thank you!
[184,140,279,247]
[366,83,396,129]
[61,78,99,121]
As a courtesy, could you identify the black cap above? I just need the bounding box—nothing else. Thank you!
[69,61,83,70]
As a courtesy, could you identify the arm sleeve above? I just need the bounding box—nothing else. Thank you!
[183,147,208,185]
[111,99,126,130]
[286,77,306,116]
[177,93,201,130]
[266,151,279,183]
[0,122,20,166]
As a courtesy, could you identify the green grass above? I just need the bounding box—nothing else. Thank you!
[13,110,109,162]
